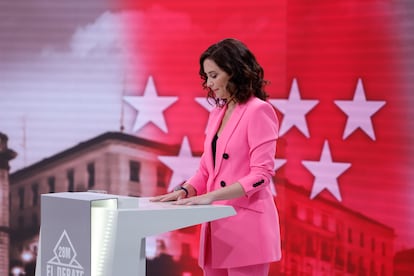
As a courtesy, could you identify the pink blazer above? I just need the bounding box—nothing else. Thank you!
[188,96,282,268]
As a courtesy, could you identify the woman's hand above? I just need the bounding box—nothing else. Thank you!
[150,190,186,202]
[173,193,214,205]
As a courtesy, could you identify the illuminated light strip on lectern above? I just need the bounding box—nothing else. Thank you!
[91,199,117,276]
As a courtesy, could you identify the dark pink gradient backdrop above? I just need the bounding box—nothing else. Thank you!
[284,1,414,248]
[120,0,286,148]
[120,0,414,249]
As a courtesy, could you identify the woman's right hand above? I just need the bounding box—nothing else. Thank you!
[150,190,187,202]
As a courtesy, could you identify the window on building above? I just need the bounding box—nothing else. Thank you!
[322,214,329,230]
[48,176,55,193]
[290,203,298,219]
[381,242,386,256]
[370,260,377,276]
[297,206,306,221]
[305,235,316,257]
[314,212,321,227]
[348,228,353,244]
[358,256,366,275]
[31,183,39,206]
[18,187,25,210]
[156,165,168,188]
[360,232,365,248]
[87,162,95,189]
[335,247,345,269]
[306,208,313,224]
[347,252,356,273]
[291,233,302,254]
[67,169,75,192]
[321,240,332,262]
[18,216,24,228]
[371,237,376,252]
[336,221,344,241]
[129,160,141,182]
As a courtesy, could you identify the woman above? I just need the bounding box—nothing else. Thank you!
[151,38,281,276]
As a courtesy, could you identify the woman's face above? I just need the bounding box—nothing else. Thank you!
[203,58,231,100]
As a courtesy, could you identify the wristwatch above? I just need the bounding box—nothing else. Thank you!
[174,185,189,198]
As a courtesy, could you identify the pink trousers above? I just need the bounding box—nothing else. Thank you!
[203,223,270,276]
[203,263,270,276]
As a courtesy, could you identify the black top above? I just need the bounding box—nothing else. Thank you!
[212,133,218,167]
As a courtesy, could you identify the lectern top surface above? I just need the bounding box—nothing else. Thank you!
[41,193,236,215]
[42,192,117,201]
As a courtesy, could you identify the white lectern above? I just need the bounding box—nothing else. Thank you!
[35,192,236,276]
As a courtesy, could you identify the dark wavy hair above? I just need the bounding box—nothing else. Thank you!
[199,38,269,105]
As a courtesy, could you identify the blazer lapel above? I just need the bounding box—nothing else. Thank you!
[202,106,226,178]
[214,102,249,176]
[205,106,226,148]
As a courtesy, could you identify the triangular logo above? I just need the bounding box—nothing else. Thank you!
[47,230,83,269]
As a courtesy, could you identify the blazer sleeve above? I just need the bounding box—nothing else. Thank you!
[238,100,279,197]
[187,151,209,195]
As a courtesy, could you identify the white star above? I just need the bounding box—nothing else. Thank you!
[274,158,286,172]
[302,141,351,201]
[269,78,319,138]
[195,97,214,134]
[123,76,178,133]
[158,136,201,191]
[195,97,214,112]
[334,78,386,140]
[270,158,287,196]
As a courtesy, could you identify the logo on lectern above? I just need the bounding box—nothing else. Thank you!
[46,230,85,276]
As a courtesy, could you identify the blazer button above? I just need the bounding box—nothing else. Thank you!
[222,153,229,159]
[220,181,226,187]
[253,179,265,187]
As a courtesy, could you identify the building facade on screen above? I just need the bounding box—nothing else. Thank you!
[0,133,17,276]
[7,131,400,275]
[275,181,394,275]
